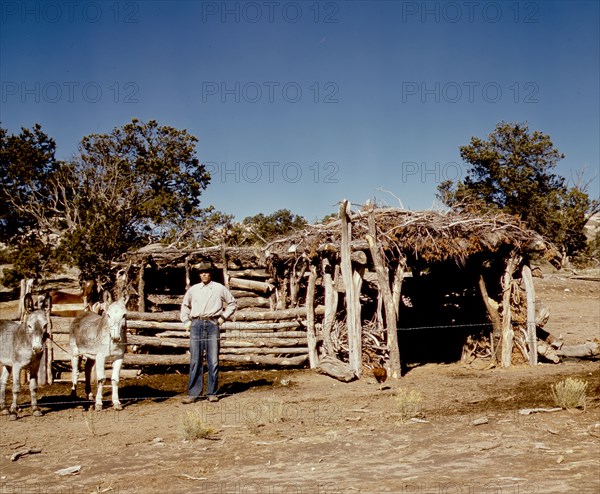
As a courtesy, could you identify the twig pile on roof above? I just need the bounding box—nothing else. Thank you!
[264,207,546,264]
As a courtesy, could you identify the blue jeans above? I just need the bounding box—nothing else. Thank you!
[188,320,220,397]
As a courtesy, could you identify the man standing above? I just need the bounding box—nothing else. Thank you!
[180,261,236,403]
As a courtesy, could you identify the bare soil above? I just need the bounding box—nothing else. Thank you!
[1,273,599,494]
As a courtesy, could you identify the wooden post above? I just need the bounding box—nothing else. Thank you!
[478,274,502,363]
[18,279,26,321]
[46,312,54,385]
[521,264,538,366]
[37,346,47,386]
[366,205,401,378]
[321,257,337,356]
[339,200,361,377]
[376,288,383,331]
[40,294,53,385]
[184,257,191,291]
[290,264,299,308]
[305,264,319,368]
[20,279,34,385]
[501,253,521,368]
[290,258,307,308]
[221,244,230,289]
[138,259,146,313]
[391,257,406,320]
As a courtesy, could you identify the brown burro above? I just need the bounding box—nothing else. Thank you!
[0,293,52,420]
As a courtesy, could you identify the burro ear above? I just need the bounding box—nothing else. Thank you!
[24,293,34,313]
[121,294,130,307]
[43,293,53,312]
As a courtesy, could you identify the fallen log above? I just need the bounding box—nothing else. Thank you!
[535,307,564,350]
[537,340,561,363]
[557,341,600,358]
[315,355,356,382]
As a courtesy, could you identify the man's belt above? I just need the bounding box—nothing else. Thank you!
[191,316,218,322]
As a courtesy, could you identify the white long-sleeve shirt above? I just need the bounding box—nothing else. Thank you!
[180,281,236,325]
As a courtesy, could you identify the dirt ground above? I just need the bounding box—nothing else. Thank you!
[1,272,599,494]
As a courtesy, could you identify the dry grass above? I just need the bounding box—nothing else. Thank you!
[551,377,588,410]
[395,387,423,423]
[179,410,217,440]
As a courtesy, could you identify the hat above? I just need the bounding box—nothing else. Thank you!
[192,261,213,272]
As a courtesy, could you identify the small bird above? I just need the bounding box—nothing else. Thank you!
[372,365,388,391]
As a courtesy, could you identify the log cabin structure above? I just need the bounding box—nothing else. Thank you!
[47,202,598,380]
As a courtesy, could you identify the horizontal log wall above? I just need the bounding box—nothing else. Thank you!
[49,305,317,367]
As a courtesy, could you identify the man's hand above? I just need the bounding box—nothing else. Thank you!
[184,320,192,332]
[218,317,225,325]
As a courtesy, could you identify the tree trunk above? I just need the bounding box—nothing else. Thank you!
[501,253,521,367]
[391,258,406,320]
[221,244,230,289]
[340,200,362,377]
[521,265,538,365]
[366,205,401,378]
[305,264,319,367]
[290,259,307,308]
[138,259,146,312]
[477,274,502,363]
[184,258,190,291]
[321,257,338,356]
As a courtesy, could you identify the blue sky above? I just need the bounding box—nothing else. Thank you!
[1,0,598,222]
